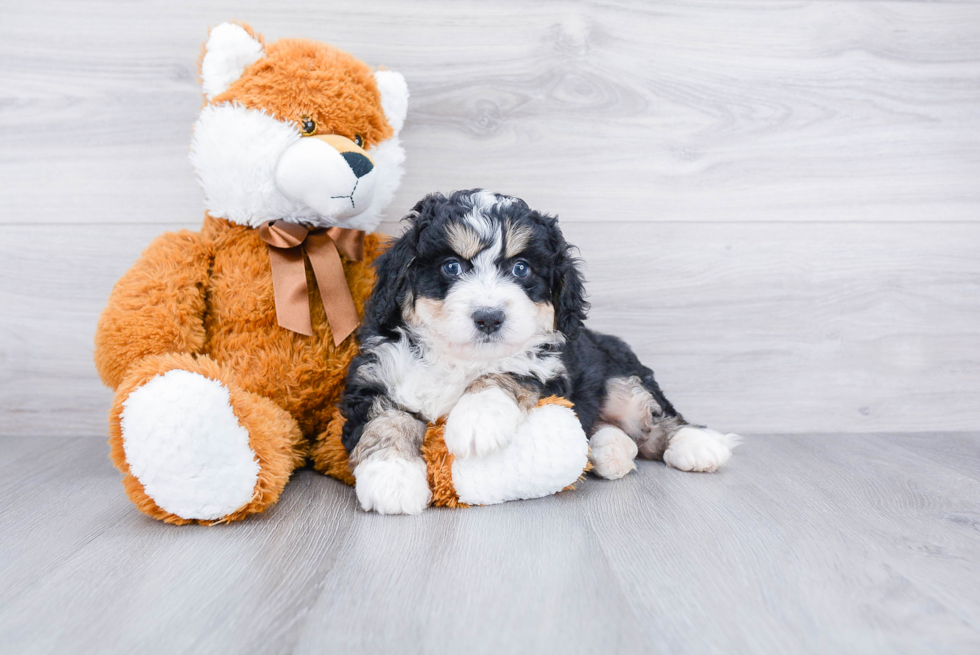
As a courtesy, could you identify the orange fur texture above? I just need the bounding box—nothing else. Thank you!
[97,218,385,524]
[208,22,392,148]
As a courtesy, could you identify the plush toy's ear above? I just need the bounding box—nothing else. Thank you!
[374,70,409,134]
[201,23,265,100]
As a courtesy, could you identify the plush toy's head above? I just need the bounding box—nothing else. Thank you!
[190,22,408,231]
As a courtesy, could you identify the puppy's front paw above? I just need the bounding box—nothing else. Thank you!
[444,387,523,458]
[353,456,431,515]
[663,427,742,473]
[589,425,638,480]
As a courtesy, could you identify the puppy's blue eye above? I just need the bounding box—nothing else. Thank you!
[512,261,530,278]
[443,260,462,276]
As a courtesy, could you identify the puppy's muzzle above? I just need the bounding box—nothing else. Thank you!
[472,308,505,335]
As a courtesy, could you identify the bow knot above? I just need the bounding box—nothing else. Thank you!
[257,220,366,345]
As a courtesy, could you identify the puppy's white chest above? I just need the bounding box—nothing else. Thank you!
[363,333,564,422]
[389,363,472,422]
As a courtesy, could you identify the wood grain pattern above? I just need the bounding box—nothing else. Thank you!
[1,434,979,654]
[2,221,977,436]
[2,0,979,435]
[1,0,979,225]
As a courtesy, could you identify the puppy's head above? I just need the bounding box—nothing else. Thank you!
[368,189,588,360]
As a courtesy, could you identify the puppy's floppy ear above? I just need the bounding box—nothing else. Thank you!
[367,222,418,331]
[549,220,589,336]
[366,194,441,330]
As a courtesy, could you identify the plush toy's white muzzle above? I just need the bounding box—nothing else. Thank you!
[275,135,377,221]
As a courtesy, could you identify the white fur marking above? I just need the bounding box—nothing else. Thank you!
[120,370,260,520]
[201,23,264,100]
[464,191,501,241]
[663,427,742,473]
[589,425,638,480]
[353,456,431,515]
[358,329,564,422]
[444,387,522,457]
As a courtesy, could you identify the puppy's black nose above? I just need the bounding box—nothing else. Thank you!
[472,308,505,335]
[341,151,374,178]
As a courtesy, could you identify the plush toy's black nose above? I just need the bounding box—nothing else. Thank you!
[341,151,374,178]
[472,308,505,335]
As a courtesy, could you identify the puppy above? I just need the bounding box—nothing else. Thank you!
[341,189,740,514]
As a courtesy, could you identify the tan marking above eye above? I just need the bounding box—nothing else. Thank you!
[446,222,483,260]
[504,220,533,259]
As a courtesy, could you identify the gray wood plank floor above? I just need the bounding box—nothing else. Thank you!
[2,434,979,654]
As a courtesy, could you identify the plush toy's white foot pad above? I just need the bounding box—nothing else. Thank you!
[444,387,523,458]
[353,456,432,515]
[120,370,260,520]
[452,404,588,506]
[589,426,638,480]
[663,427,742,473]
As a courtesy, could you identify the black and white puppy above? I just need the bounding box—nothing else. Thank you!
[341,189,740,514]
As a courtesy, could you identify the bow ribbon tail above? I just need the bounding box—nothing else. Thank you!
[326,226,366,262]
[266,245,314,336]
[305,232,361,346]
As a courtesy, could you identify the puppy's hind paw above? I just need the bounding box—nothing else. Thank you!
[663,427,741,473]
[589,425,638,480]
[353,456,432,515]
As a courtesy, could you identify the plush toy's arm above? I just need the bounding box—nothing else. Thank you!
[94,230,212,390]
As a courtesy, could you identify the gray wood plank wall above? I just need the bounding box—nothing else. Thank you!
[2,0,978,436]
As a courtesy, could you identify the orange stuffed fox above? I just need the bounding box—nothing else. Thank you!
[95,23,587,524]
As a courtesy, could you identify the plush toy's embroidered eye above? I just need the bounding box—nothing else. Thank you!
[512,260,531,278]
[353,134,364,148]
[442,259,462,276]
[301,117,317,136]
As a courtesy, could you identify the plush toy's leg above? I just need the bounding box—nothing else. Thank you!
[592,376,741,476]
[109,353,306,525]
[450,401,588,506]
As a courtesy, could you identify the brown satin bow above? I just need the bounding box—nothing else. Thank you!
[257,220,366,345]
